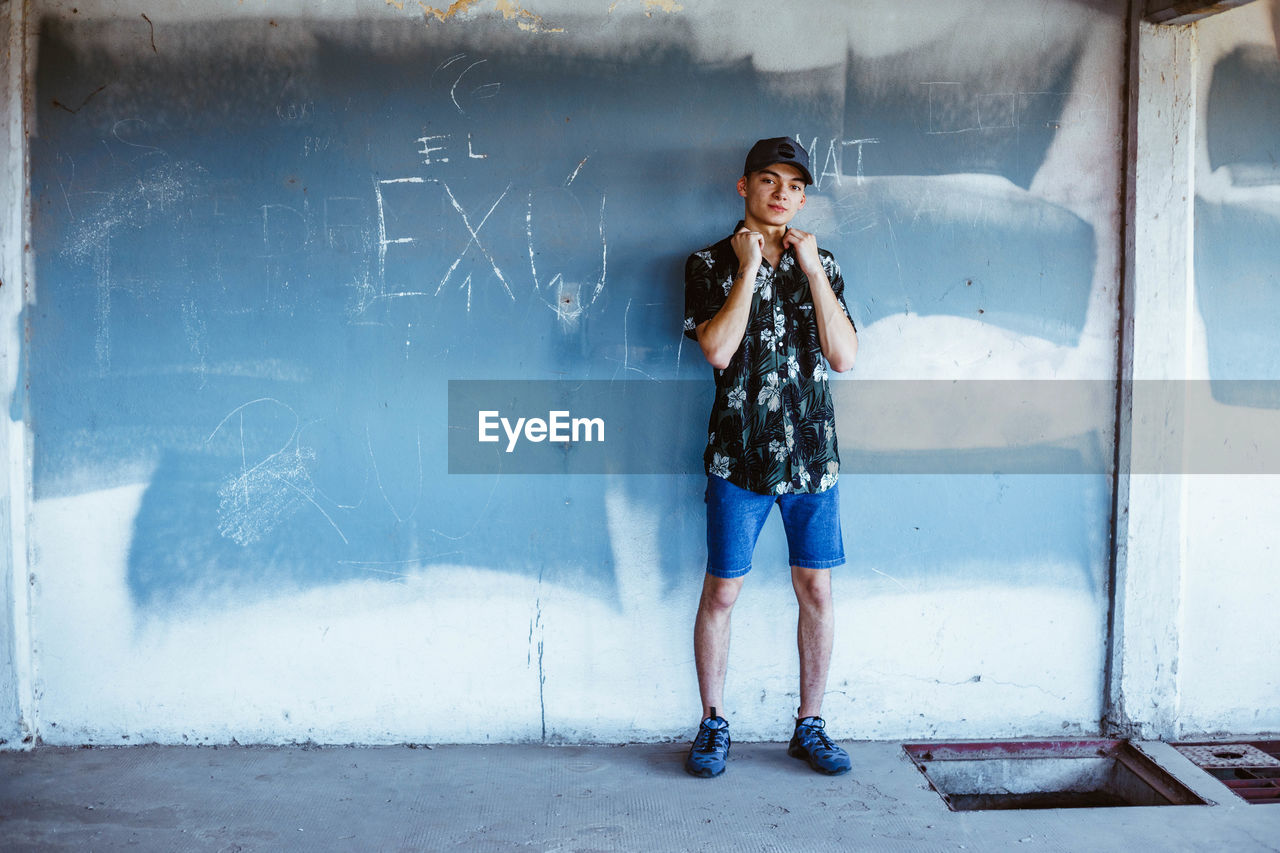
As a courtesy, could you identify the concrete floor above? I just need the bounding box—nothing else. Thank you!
[1,740,1278,852]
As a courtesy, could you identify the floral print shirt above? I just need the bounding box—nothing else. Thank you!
[684,223,854,495]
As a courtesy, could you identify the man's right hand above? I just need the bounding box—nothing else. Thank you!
[730,226,764,271]
[696,228,762,370]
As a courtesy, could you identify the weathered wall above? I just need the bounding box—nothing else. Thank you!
[1178,0,1280,735]
[1,0,33,749]
[13,0,1125,745]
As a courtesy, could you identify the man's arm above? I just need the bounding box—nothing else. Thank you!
[696,228,764,370]
[782,229,858,373]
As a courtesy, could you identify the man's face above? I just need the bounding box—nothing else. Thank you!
[737,163,807,227]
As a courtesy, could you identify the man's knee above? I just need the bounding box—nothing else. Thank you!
[700,575,743,614]
[791,567,832,609]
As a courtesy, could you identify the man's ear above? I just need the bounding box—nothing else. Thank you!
[797,191,807,212]
[737,176,748,198]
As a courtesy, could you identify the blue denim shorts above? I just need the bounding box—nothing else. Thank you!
[704,475,845,578]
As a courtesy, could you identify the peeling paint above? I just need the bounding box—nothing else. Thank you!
[419,0,484,25]
[495,0,563,33]
[414,0,564,31]
[608,0,683,15]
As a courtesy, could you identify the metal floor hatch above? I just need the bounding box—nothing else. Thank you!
[1174,742,1280,804]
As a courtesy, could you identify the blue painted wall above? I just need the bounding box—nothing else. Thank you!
[1198,43,1280,405]
[28,13,1112,613]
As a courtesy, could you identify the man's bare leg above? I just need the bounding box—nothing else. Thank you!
[787,564,850,774]
[693,574,744,719]
[791,565,834,719]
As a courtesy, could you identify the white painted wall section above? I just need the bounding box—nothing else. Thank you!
[1109,12,1198,740]
[1177,0,1280,737]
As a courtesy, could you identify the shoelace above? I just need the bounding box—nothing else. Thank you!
[798,722,835,752]
[694,723,728,754]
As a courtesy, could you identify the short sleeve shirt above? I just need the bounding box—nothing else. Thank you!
[683,224,855,496]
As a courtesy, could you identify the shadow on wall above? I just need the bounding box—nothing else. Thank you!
[1198,44,1280,406]
[28,15,1101,609]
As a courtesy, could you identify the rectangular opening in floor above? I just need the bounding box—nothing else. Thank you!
[1173,741,1280,804]
[903,739,1208,811]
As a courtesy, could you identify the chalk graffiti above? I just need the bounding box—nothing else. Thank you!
[373,176,515,310]
[416,132,490,164]
[275,100,314,122]
[432,52,502,115]
[437,180,513,302]
[371,129,608,324]
[205,398,349,547]
[61,159,207,375]
[918,82,1085,136]
[302,135,332,157]
[262,203,309,257]
[367,425,424,524]
[796,135,881,191]
[527,183,607,326]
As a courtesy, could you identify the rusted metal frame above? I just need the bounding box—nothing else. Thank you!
[1145,0,1258,25]
[1222,780,1280,803]
[1113,749,1205,805]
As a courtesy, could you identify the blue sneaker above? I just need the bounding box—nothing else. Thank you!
[685,709,730,778]
[788,715,851,775]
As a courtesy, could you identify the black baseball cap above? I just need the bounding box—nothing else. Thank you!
[743,136,813,186]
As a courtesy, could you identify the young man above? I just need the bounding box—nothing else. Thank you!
[682,137,858,778]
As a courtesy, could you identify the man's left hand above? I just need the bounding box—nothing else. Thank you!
[783,228,823,276]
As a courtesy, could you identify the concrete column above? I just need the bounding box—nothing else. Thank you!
[1107,9,1198,739]
[0,0,34,750]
